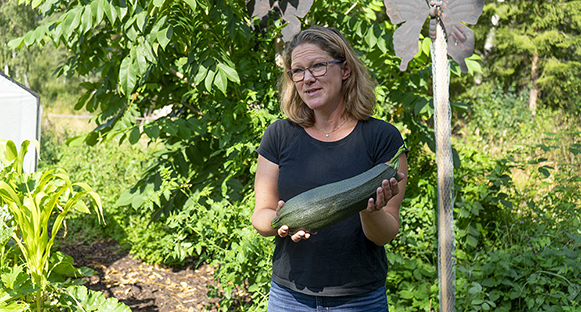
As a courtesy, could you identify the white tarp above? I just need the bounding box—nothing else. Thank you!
[0,71,41,173]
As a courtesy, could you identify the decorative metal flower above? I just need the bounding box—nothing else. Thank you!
[384,0,485,72]
[247,0,314,42]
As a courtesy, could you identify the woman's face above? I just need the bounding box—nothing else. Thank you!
[290,43,350,113]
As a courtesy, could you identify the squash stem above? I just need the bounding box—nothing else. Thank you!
[388,145,406,171]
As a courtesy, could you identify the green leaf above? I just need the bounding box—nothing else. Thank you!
[81,6,93,33]
[119,55,137,95]
[144,124,160,139]
[205,65,216,92]
[466,235,478,247]
[0,300,30,311]
[153,0,164,7]
[157,25,173,50]
[451,102,468,112]
[49,252,80,277]
[538,166,551,178]
[100,297,132,312]
[217,63,240,84]
[3,140,18,162]
[1,265,23,289]
[64,285,130,311]
[214,68,227,94]
[468,282,482,295]
[465,54,482,74]
[74,201,91,214]
[414,98,429,115]
[102,0,117,24]
[134,46,148,75]
[92,0,104,24]
[135,11,147,32]
[31,0,42,8]
[193,58,213,86]
[138,38,155,62]
[377,34,387,54]
[422,37,431,56]
[128,126,141,144]
[365,28,377,48]
[7,37,24,49]
[65,8,82,39]
[23,31,35,46]
[33,25,45,42]
[66,134,88,147]
[116,189,135,206]
[117,0,127,20]
[183,0,196,11]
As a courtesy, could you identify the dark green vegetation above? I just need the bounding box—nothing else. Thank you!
[2,0,580,311]
[272,145,405,232]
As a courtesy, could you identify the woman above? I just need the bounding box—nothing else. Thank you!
[251,26,408,311]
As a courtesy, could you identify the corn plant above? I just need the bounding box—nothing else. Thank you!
[0,139,104,312]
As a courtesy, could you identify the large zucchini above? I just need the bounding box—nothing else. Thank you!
[272,145,406,233]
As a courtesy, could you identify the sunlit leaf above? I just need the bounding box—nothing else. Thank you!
[65,8,82,39]
[23,31,35,46]
[183,0,196,11]
[119,55,137,95]
[91,0,104,24]
[366,28,377,48]
[216,63,239,84]
[214,68,227,94]
[81,6,93,33]
[205,65,216,92]
[157,25,173,50]
[7,37,24,49]
[103,0,117,24]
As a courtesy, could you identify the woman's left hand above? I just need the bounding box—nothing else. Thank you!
[278,225,313,242]
[366,172,404,213]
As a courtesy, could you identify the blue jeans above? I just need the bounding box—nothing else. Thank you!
[267,281,389,312]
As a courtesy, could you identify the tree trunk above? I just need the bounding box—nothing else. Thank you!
[23,71,30,89]
[528,53,539,117]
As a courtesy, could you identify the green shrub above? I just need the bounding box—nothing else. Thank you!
[464,81,532,141]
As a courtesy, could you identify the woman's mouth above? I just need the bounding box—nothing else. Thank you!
[305,88,321,96]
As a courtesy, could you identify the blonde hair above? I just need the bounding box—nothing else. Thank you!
[279,26,376,127]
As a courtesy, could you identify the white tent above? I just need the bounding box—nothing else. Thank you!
[0,71,42,173]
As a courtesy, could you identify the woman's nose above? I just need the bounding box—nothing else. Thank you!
[303,69,316,83]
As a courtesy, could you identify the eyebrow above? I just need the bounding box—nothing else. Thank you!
[290,59,328,69]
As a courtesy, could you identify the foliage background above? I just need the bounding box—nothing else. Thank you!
[2,0,581,311]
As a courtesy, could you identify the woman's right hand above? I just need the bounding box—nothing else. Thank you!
[275,200,313,242]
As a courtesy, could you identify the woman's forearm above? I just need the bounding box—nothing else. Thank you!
[251,207,279,237]
[360,208,400,246]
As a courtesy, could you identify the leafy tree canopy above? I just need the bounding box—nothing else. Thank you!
[8,0,482,222]
[474,0,581,113]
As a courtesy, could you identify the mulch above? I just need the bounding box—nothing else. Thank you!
[59,238,221,311]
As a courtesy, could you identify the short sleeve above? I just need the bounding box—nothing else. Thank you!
[257,120,283,165]
[364,118,407,165]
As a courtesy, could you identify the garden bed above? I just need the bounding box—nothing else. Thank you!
[60,239,220,311]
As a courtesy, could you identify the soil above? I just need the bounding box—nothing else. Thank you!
[59,238,221,312]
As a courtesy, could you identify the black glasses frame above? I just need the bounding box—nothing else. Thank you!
[287,59,344,82]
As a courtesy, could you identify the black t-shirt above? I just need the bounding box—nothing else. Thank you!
[257,117,405,297]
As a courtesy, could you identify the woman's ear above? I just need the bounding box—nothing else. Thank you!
[342,61,351,80]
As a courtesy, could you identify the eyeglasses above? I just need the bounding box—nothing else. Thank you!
[287,59,344,82]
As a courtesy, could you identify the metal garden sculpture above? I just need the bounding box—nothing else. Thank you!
[247,0,314,42]
[384,0,484,311]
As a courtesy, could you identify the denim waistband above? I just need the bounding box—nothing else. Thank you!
[267,281,389,312]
